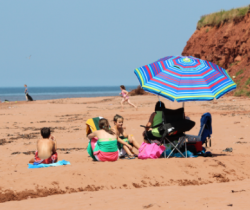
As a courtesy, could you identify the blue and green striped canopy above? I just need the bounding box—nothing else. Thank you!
[134,56,236,102]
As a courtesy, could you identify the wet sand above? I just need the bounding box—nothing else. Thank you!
[0,95,250,209]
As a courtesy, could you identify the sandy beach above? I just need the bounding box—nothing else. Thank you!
[1,95,250,209]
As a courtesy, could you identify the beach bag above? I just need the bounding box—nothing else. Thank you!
[187,141,202,153]
[138,142,165,159]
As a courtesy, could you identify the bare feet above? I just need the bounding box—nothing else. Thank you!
[126,154,136,159]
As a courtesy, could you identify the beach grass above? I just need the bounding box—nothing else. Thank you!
[236,79,242,86]
[246,77,250,86]
[229,61,240,67]
[236,69,244,77]
[233,75,250,97]
[197,6,250,29]
[234,89,247,97]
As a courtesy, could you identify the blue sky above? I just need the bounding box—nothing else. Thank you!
[0,0,249,87]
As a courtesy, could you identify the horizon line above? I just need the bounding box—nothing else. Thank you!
[0,85,139,88]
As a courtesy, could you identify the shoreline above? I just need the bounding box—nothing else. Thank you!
[2,93,248,103]
[0,94,121,103]
[0,86,138,102]
[0,95,120,103]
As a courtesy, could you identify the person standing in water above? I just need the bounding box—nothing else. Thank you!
[24,84,33,101]
[119,85,137,111]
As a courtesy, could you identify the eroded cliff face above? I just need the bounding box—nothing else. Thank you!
[182,12,250,92]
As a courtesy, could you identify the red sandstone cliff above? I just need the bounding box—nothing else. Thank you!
[182,12,250,94]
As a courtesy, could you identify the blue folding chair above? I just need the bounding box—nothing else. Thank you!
[185,113,212,147]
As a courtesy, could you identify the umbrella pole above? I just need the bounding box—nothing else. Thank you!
[183,102,185,119]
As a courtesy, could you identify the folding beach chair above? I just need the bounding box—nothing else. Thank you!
[141,121,163,145]
[185,113,212,147]
[141,108,195,158]
[160,108,195,158]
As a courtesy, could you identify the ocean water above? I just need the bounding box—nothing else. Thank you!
[0,86,137,101]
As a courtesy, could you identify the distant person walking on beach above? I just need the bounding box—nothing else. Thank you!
[119,85,137,111]
[24,84,33,101]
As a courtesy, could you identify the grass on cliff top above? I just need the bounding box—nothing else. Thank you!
[197,6,250,29]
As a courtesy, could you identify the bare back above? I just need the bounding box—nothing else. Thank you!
[88,130,116,141]
[37,139,55,159]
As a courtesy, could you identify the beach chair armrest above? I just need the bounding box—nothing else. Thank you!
[140,125,151,128]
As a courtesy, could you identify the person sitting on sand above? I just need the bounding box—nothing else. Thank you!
[87,118,121,162]
[29,127,58,164]
[119,85,137,111]
[143,101,166,144]
[112,114,140,159]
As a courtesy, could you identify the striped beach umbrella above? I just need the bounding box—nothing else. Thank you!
[134,56,236,102]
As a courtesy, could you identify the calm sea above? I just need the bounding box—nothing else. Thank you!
[0,86,137,101]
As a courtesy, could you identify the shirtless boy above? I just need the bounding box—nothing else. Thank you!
[112,114,140,159]
[29,127,58,164]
